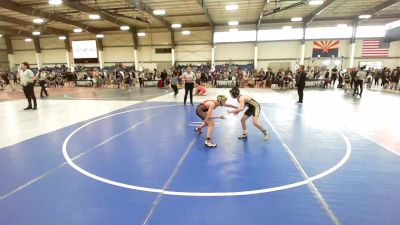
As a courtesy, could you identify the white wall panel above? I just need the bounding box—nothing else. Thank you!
[258,41,301,59]
[215,43,254,60]
[138,32,171,46]
[12,39,35,50]
[14,50,36,66]
[138,46,172,62]
[175,30,212,44]
[103,47,134,63]
[102,34,133,46]
[175,45,211,62]
[41,49,67,64]
[0,38,6,49]
[40,37,65,49]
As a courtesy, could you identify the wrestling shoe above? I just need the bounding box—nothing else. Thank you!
[263,132,270,141]
[205,139,217,148]
[195,127,202,134]
[238,134,248,139]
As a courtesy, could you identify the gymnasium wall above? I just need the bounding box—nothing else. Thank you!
[0,38,8,69]
[3,30,400,70]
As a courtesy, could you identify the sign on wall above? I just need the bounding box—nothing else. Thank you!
[72,40,99,63]
[312,40,339,57]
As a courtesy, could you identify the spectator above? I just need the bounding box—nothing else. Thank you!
[19,62,37,110]
[296,65,307,104]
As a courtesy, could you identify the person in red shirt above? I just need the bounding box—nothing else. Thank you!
[193,83,206,96]
[195,95,237,148]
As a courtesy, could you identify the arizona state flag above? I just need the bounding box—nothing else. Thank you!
[312,40,340,57]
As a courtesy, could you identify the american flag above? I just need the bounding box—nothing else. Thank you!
[362,40,390,57]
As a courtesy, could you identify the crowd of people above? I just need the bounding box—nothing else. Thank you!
[1,63,399,96]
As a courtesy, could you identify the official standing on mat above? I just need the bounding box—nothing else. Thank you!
[181,67,195,105]
[296,65,306,104]
[19,62,37,110]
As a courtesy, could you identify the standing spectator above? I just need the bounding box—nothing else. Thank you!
[374,70,380,87]
[19,62,37,110]
[171,73,179,98]
[350,68,357,90]
[181,66,195,105]
[338,71,344,88]
[390,69,399,90]
[161,69,167,84]
[139,71,145,87]
[331,66,338,87]
[296,65,307,104]
[38,70,49,98]
[354,66,366,97]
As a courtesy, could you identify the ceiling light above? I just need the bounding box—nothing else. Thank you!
[229,28,238,32]
[228,21,239,26]
[337,24,347,28]
[48,0,62,5]
[89,14,100,20]
[25,38,32,42]
[33,18,44,24]
[291,17,303,22]
[171,24,181,28]
[153,9,166,15]
[225,4,239,11]
[73,28,82,33]
[120,25,129,30]
[0,34,2,38]
[32,31,41,35]
[309,0,324,5]
[137,32,146,37]
[96,34,104,38]
[59,36,66,40]
[282,26,292,30]
[182,30,191,35]
[359,14,371,19]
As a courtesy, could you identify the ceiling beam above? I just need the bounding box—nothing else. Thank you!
[0,27,33,37]
[366,0,400,14]
[0,15,68,35]
[196,0,214,28]
[165,13,205,18]
[357,0,400,24]
[257,0,270,30]
[63,0,130,27]
[0,0,102,33]
[304,0,337,25]
[259,13,400,25]
[129,0,172,31]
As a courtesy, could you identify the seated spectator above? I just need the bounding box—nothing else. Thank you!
[194,83,206,96]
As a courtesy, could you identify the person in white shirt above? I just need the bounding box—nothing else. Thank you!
[354,66,367,97]
[37,70,49,97]
[180,67,195,105]
[19,62,37,110]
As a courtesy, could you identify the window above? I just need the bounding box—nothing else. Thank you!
[214,30,257,43]
[257,28,304,41]
[356,26,386,38]
[305,26,353,39]
[155,48,172,54]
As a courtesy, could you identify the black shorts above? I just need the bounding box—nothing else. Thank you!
[244,102,261,117]
[196,105,207,120]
